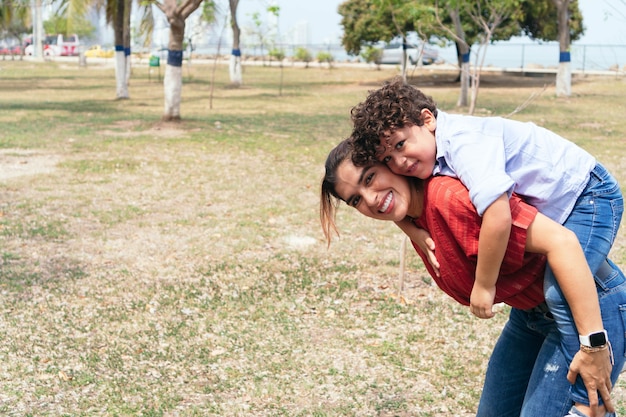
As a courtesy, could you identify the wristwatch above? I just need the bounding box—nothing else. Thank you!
[579,330,608,347]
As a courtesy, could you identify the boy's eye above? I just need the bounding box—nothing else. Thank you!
[382,156,391,164]
[395,140,405,150]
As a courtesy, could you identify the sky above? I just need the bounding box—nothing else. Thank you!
[235,0,626,46]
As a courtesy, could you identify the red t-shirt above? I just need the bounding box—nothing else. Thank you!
[413,176,546,310]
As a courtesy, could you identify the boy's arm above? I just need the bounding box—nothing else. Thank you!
[471,193,512,319]
[395,218,440,277]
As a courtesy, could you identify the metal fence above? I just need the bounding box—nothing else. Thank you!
[193,41,626,74]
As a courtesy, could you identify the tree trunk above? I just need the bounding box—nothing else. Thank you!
[450,8,469,107]
[114,0,129,99]
[163,13,185,121]
[156,0,203,120]
[554,0,572,97]
[123,0,131,91]
[229,0,242,86]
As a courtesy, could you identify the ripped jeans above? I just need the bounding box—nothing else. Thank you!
[477,266,626,417]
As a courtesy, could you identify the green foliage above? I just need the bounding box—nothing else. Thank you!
[269,47,285,64]
[519,0,584,42]
[338,0,583,59]
[294,47,312,63]
[43,14,94,38]
[201,0,217,24]
[360,45,382,64]
[316,51,334,66]
[338,0,396,55]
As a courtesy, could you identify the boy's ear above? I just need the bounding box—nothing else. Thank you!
[421,108,437,132]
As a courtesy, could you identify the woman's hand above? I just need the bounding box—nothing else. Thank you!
[567,346,614,416]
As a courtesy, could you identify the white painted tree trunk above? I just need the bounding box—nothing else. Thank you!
[229,54,242,85]
[115,50,129,99]
[556,61,572,97]
[163,64,182,120]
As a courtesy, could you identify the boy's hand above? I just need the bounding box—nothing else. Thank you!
[470,284,496,319]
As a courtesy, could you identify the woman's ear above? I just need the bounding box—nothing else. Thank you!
[421,108,437,132]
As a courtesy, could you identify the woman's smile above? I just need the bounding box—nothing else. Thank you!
[379,191,393,213]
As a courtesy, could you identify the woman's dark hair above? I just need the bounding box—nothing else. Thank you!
[320,139,353,245]
[351,76,438,166]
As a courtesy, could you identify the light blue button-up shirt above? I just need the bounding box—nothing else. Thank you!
[433,110,596,223]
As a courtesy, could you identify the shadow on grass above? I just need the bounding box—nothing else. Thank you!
[0,99,122,114]
[0,251,87,293]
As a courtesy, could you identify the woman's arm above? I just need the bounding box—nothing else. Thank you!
[525,212,613,415]
[395,218,440,276]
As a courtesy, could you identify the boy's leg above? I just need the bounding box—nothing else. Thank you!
[562,162,623,274]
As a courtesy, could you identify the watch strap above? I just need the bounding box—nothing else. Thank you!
[579,330,608,347]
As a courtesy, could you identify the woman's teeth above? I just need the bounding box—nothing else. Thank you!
[380,192,392,213]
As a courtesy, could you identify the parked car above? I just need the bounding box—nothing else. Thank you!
[25,34,80,56]
[380,42,438,65]
[85,45,114,58]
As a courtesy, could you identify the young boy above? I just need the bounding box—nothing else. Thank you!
[349,77,624,417]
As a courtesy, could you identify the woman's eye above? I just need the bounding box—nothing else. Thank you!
[351,196,361,207]
[365,173,374,185]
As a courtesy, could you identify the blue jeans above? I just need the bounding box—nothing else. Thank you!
[477,163,626,416]
[478,267,626,417]
[477,306,565,416]
[544,162,625,406]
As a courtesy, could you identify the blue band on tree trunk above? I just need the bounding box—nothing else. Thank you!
[232,49,241,57]
[559,51,571,62]
[115,45,124,52]
[168,50,183,67]
[462,52,470,63]
[124,47,130,56]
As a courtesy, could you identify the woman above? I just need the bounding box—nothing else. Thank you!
[320,139,626,417]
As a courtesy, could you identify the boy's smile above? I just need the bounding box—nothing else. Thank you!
[377,108,438,179]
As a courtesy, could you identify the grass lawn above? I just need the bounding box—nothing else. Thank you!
[0,58,625,416]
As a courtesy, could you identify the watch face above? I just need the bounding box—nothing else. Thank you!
[589,332,607,347]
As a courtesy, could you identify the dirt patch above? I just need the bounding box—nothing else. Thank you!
[0,149,60,181]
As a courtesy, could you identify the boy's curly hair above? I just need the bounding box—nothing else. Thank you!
[350,77,438,166]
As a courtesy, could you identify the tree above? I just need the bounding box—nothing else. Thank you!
[148,0,205,120]
[0,0,30,59]
[229,0,241,85]
[339,0,427,81]
[518,0,583,97]
[111,0,131,99]
[460,0,523,114]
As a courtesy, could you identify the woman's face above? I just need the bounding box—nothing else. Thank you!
[334,159,414,222]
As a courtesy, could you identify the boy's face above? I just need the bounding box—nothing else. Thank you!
[334,159,413,222]
[377,108,437,179]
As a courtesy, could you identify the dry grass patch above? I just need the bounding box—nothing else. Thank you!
[0,60,625,416]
